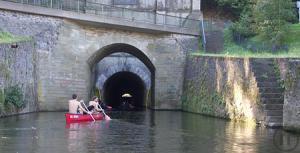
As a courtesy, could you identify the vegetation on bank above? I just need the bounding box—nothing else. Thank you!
[0,85,25,115]
[197,0,299,57]
[0,31,28,115]
[194,24,300,58]
[0,31,30,44]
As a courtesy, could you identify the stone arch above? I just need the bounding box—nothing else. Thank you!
[88,43,155,108]
[88,43,155,73]
[96,64,151,90]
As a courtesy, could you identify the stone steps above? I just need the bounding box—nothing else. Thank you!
[266,116,283,123]
[259,87,284,93]
[256,77,278,82]
[205,31,224,53]
[265,110,283,116]
[266,122,283,127]
[257,82,281,87]
[251,59,284,128]
[264,104,283,110]
[260,93,283,99]
[261,97,284,104]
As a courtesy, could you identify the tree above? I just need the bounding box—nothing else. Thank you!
[253,0,296,45]
[216,0,253,19]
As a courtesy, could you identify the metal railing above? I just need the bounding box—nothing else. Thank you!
[2,0,200,30]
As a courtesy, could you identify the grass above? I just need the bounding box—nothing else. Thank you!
[0,31,30,44]
[194,24,300,58]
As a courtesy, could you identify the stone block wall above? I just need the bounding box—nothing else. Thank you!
[0,10,198,111]
[282,59,300,132]
[183,56,264,123]
[0,10,63,111]
[0,41,38,116]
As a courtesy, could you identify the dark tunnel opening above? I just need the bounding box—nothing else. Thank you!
[103,71,146,109]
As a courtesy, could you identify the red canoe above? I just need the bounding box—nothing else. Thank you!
[65,113,104,123]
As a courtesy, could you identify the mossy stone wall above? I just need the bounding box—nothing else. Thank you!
[282,59,300,132]
[0,41,38,117]
[183,56,264,123]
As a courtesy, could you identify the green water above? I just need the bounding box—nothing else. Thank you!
[0,111,299,153]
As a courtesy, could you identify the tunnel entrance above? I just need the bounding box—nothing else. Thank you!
[88,43,155,109]
[103,72,146,109]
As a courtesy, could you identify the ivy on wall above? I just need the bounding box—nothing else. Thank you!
[0,85,25,115]
[0,62,10,79]
[182,57,262,123]
[182,58,227,117]
[4,85,25,109]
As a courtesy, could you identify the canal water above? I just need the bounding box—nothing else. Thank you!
[0,111,299,153]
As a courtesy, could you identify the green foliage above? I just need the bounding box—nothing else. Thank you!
[4,85,24,109]
[0,89,4,114]
[0,62,10,79]
[0,31,30,44]
[230,13,256,38]
[216,0,253,19]
[273,60,285,89]
[218,0,296,48]
[182,60,227,117]
[253,0,296,46]
[196,24,300,57]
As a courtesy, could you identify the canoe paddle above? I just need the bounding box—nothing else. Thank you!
[80,100,95,122]
[97,90,111,120]
[98,103,111,120]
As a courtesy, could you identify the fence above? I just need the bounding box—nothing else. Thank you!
[2,0,200,29]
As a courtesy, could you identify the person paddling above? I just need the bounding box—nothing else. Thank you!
[68,94,90,114]
[87,96,102,114]
[87,96,111,120]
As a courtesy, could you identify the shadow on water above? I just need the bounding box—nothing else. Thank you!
[0,111,299,153]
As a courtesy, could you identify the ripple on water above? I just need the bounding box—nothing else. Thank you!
[0,111,299,153]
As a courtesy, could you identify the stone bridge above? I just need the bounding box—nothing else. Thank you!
[0,0,200,110]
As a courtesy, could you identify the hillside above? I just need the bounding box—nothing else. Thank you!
[194,24,300,58]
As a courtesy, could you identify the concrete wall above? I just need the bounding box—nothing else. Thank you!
[0,41,38,116]
[183,56,264,123]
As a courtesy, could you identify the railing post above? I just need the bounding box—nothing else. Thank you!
[77,0,80,12]
[179,17,182,27]
[50,0,53,8]
[201,19,206,51]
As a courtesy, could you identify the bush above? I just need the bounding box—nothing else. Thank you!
[253,0,296,46]
[0,89,4,114]
[4,85,25,109]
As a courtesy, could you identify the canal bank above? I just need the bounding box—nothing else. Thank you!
[1,38,300,132]
[183,55,300,132]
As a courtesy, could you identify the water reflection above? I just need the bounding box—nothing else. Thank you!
[0,111,299,153]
